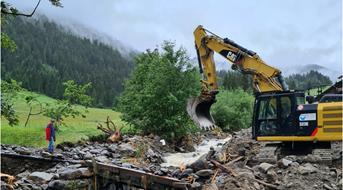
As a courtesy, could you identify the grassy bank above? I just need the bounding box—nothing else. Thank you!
[1,91,126,147]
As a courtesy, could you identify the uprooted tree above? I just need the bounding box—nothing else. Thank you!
[97,116,123,143]
[118,41,200,140]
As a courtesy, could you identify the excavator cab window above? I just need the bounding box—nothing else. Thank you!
[254,93,296,137]
[280,96,293,132]
[257,96,279,135]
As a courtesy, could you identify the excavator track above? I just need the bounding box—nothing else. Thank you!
[255,143,279,164]
[312,149,332,165]
[255,141,342,165]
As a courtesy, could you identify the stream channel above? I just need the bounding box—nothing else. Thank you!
[161,136,231,167]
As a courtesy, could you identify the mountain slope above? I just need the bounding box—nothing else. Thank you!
[1,16,135,107]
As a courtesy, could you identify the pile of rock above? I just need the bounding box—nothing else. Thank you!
[1,163,93,190]
[1,134,166,165]
[1,134,175,189]
[168,128,342,190]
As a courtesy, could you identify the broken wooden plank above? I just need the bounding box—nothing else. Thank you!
[86,161,191,190]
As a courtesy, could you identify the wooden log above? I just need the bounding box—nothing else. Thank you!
[210,159,238,177]
[226,156,244,166]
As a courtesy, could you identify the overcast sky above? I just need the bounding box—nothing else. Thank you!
[8,0,342,77]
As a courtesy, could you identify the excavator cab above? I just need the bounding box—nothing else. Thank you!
[252,91,305,139]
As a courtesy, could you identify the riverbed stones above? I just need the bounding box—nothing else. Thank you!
[17,170,31,179]
[96,155,110,163]
[259,162,274,173]
[59,169,82,180]
[1,180,12,190]
[108,144,118,153]
[14,147,31,155]
[190,158,208,172]
[48,179,90,190]
[195,169,214,178]
[298,163,318,175]
[89,149,101,154]
[118,143,135,156]
[213,151,226,163]
[279,158,293,168]
[28,172,54,183]
[84,152,93,159]
[78,168,93,177]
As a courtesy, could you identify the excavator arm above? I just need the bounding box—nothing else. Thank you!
[188,25,288,130]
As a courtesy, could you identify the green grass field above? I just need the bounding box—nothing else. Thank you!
[1,91,127,148]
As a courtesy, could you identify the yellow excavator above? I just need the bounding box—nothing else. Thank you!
[188,25,342,162]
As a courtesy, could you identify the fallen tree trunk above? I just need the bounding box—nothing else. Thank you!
[97,116,122,143]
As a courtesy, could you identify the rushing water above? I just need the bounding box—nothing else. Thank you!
[161,136,231,167]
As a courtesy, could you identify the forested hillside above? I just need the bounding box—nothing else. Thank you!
[285,70,332,90]
[216,69,332,92]
[1,16,134,107]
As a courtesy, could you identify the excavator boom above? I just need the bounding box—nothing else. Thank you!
[188,25,288,130]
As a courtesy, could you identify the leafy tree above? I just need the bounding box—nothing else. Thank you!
[211,89,254,132]
[118,41,200,140]
[1,31,16,52]
[1,79,22,126]
[43,80,92,129]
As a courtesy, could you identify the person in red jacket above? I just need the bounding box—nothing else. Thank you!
[45,119,56,153]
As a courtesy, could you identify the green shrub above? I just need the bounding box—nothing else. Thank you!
[211,89,254,132]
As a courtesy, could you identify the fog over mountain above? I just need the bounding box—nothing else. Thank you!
[6,0,342,79]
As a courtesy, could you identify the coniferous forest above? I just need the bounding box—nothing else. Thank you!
[1,16,135,107]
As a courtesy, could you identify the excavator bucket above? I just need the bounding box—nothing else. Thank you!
[187,96,217,130]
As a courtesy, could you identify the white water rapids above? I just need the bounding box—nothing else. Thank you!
[161,136,231,167]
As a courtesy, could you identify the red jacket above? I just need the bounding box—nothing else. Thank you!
[45,123,52,141]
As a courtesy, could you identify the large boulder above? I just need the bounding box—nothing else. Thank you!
[298,163,318,175]
[259,162,274,173]
[58,167,93,180]
[28,172,54,183]
[118,143,135,156]
[107,144,118,153]
[59,169,82,180]
[278,158,293,168]
[195,169,214,178]
[190,157,208,172]
[14,147,31,155]
[96,156,110,163]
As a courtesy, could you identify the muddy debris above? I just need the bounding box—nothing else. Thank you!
[1,128,342,189]
[167,128,342,190]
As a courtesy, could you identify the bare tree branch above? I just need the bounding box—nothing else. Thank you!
[1,0,41,17]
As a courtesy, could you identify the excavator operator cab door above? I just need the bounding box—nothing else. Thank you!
[252,92,299,139]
